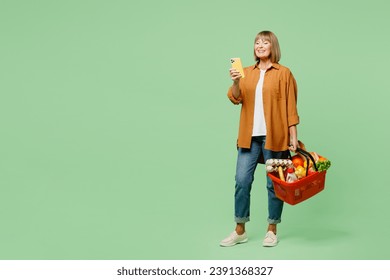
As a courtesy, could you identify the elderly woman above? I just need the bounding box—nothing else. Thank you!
[220,31,299,247]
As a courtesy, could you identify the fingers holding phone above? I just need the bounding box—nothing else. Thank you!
[230,68,242,83]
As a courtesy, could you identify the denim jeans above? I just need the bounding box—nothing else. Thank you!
[234,136,288,224]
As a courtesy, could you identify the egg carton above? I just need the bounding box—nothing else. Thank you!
[265,158,294,173]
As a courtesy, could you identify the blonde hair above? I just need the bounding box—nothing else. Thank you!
[253,31,281,63]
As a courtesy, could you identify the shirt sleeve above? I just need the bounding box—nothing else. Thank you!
[287,71,299,126]
[227,85,243,104]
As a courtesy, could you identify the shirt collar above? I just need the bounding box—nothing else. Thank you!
[253,62,280,70]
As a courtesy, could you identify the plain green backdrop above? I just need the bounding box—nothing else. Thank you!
[1,0,389,259]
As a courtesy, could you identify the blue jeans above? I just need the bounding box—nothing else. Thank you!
[234,136,288,224]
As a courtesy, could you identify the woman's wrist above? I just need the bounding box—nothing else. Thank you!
[232,82,240,99]
[288,125,298,150]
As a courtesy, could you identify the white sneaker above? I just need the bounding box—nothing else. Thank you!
[262,231,278,247]
[220,231,248,247]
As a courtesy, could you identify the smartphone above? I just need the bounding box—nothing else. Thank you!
[230,57,245,78]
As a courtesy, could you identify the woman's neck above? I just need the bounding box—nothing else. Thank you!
[258,59,272,70]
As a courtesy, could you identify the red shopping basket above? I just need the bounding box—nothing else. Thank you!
[267,148,328,205]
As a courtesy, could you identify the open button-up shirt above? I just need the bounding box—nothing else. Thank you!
[227,63,299,152]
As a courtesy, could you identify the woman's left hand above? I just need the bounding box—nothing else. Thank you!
[288,140,298,152]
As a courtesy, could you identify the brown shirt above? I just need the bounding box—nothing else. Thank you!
[227,63,299,151]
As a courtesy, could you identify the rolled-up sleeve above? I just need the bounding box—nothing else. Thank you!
[227,85,243,105]
[286,72,299,126]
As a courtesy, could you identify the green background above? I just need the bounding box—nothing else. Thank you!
[1,0,389,260]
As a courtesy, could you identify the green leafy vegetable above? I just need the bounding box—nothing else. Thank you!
[316,159,331,172]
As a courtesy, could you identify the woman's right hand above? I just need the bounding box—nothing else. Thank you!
[229,68,242,84]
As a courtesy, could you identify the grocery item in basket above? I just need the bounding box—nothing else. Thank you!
[294,165,306,179]
[286,168,298,183]
[291,155,304,168]
[293,149,331,175]
[265,158,293,173]
[303,152,331,172]
[316,157,331,171]
[278,166,285,181]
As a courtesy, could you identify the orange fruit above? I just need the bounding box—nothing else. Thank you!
[291,155,304,168]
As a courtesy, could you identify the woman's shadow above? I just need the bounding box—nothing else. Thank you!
[279,226,351,243]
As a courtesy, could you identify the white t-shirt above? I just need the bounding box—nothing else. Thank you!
[252,69,267,136]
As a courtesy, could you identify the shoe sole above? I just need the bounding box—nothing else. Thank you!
[262,241,278,247]
[220,238,248,247]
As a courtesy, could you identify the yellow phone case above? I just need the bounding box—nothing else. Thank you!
[230,57,245,78]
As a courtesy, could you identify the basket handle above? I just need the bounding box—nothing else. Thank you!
[295,147,318,175]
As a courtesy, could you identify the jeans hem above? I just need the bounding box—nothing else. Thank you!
[267,218,281,224]
[235,217,250,223]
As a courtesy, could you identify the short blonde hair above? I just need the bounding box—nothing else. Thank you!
[253,31,281,63]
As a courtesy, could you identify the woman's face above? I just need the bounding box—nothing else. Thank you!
[254,38,272,60]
